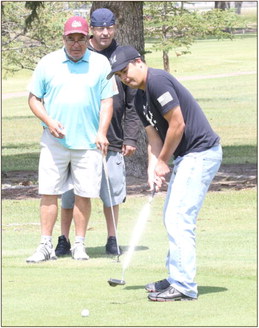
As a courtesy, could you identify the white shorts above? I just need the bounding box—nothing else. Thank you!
[61,151,126,208]
[38,129,102,197]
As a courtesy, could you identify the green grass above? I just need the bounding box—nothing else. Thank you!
[2,96,42,171]
[183,73,257,164]
[2,37,257,170]
[145,37,257,75]
[2,69,32,93]
[2,189,257,326]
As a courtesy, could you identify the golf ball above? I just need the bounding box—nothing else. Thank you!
[81,309,89,317]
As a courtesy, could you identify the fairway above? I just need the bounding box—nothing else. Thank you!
[2,190,257,326]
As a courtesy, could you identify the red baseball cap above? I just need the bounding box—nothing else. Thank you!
[64,16,89,36]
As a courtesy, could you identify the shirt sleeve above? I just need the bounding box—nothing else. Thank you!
[122,85,139,147]
[148,74,180,115]
[27,59,46,98]
[101,57,116,100]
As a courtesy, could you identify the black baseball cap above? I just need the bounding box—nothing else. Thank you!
[107,45,141,80]
[90,8,115,27]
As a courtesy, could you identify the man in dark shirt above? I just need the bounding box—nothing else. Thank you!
[107,45,222,301]
[56,10,139,257]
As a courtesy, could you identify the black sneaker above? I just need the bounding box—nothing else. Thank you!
[55,235,71,257]
[105,236,122,255]
[145,279,170,292]
[148,286,197,302]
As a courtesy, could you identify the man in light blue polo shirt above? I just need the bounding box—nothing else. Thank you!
[26,16,115,263]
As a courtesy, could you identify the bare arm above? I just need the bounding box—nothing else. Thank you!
[28,93,65,138]
[155,105,185,180]
[145,125,163,190]
[95,97,113,155]
[146,105,185,190]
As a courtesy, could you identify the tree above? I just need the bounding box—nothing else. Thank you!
[2,2,71,75]
[215,2,230,10]
[145,2,204,72]
[91,1,144,53]
[234,2,242,15]
[23,1,45,31]
[90,1,148,178]
[144,2,240,72]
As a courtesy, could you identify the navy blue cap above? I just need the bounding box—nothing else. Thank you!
[90,8,115,27]
[107,46,141,79]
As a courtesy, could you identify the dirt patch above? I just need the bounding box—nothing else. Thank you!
[1,164,257,200]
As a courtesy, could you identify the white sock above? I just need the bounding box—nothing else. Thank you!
[75,236,85,244]
[41,235,52,245]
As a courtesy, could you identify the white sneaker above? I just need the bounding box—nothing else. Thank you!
[71,242,89,260]
[26,243,57,263]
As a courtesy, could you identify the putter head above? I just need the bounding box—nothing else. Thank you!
[108,278,126,287]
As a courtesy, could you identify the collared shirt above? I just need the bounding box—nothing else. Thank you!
[29,47,114,149]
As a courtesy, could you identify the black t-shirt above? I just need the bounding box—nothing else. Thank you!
[135,68,220,158]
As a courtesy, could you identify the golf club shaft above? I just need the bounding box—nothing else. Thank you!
[122,187,156,278]
[102,155,121,256]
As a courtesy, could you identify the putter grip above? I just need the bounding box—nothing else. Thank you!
[151,188,156,198]
[151,182,156,198]
[102,156,108,176]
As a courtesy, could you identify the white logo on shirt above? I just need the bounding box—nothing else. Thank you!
[110,54,117,65]
[72,20,82,28]
[143,105,157,127]
[157,91,173,107]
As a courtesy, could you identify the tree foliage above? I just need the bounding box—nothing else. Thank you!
[144,2,241,71]
[1,2,89,76]
[24,1,45,31]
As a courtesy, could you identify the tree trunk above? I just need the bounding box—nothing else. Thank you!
[215,1,230,10]
[235,2,242,14]
[91,1,144,52]
[91,1,148,177]
[163,50,170,72]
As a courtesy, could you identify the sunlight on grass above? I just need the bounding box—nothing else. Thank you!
[2,69,32,93]
[2,189,257,326]
[2,36,257,169]
[145,37,257,75]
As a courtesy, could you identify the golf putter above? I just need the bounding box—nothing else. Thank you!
[107,185,156,288]
[107,278,126,287]
[108,265,126,287]
[102,155,121,262]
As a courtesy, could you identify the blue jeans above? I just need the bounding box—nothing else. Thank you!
[163,144,222,298]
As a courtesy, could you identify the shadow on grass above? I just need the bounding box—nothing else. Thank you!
[198,285,228,295]
[1,145,257,173]
[2,142,39,149]
[222,145,257,164]
[124,285,228,294]
[3,115,35,120]
[2,152,39,171]
[87,245,149,258]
